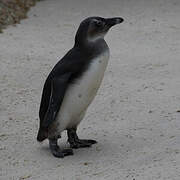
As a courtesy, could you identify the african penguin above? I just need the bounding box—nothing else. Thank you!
[37,16,124,158]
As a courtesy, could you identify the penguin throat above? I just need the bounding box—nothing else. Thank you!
[74,28,106,47]
[87,32,106,43]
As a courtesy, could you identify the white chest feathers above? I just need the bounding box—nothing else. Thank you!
[56,49,110,132]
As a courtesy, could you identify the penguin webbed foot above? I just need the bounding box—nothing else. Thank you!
[49,138,73,158]
[69,139,96,149]
[67,129,97,149]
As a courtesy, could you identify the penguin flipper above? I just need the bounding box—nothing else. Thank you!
[37,73,71,141]
[39,79,51,127]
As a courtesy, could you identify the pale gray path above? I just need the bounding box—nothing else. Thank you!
[0,0,180,179]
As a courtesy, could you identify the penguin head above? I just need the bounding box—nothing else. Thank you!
[87,17,124,41]
[75,16,124,45]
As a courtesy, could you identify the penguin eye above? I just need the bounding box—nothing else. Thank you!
[94,20,103,27]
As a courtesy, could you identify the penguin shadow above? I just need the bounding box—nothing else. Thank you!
[36,141,51,156]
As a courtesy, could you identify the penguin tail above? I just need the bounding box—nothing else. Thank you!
[37,128,48,142]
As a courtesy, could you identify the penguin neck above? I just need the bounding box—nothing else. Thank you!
[74,28,106,48]
[74,26,88,47]
[75,38,108,58]
[75,33,107,52]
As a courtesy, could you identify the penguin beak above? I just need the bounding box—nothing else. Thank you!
[105,17,124,27]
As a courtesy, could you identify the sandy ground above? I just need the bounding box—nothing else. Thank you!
[0,0,180,179]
